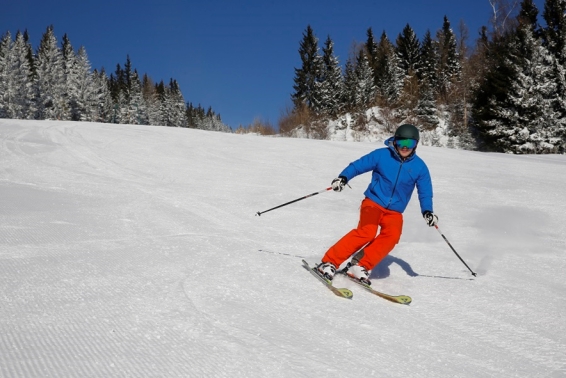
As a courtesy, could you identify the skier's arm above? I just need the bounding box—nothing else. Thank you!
[416,165,433,214]
[338,151,380,183]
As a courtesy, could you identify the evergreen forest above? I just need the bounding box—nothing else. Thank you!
[0,26,229,132]
[2,0,566,154]
[289,0,566,153]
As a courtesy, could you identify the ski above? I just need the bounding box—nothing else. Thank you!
[338,272,412,305]
[302,260,353,299]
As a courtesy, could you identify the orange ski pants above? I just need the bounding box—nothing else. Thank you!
[322,198,403,270]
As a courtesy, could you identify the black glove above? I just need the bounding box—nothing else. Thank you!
[331,176,348,192]
[423,211,438,227]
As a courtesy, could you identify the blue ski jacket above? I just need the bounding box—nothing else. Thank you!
[338,137,433,214]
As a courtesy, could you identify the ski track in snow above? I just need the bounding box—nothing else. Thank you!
[0,119,565,377]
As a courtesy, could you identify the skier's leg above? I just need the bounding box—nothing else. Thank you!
[322,198,382,267]
[357,209,403,270]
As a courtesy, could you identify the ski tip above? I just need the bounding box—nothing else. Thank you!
[395,296,412,305]
[338,288,354,299]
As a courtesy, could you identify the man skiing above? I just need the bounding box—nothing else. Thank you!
[317,124,438,285]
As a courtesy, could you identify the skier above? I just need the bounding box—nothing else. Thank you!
[317,124,438,285]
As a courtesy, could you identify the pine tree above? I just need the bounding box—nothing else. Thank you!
[542,0,566,64]
[186,102,229,131]
[541,0,566,150]
[168,79,187,127]
[419,30,439,94]
[35,26,66,120]
[23,30,36,81]
[342,59,357,111]
[437,16,461,103]
[117,57,133,124]
[72,46,96,121]
[502,26,558,153]
[396,23,421,77]
[472,26,516,151]
[0,31,13,118]
[142,74,161,125]
[291,25,323,112]
[91,68,113,123]
[10,31,35,118]
[550,57,566,151]
[375,32,404,106]
[316,35,344,116]
[356,49,376,109]
[155,80,166,125]
[396,24,422,120]
[61,34,76,120]
[0,32,33,119]
[518,0,542,37]
[365,28,379,85]
[416,79,439,129]
[127,70,147,125]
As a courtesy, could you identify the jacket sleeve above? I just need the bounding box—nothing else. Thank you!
[338,150,380,182]
[416,163,433,214]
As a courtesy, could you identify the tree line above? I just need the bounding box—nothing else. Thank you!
[0,26,229,132]
[288,0,566,153]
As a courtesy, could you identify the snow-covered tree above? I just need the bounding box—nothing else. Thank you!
[396,23,421,77]
[35,26,67,120]
[488,26,559,153]
[292,25,323,112]
[142,74,161,125]
[61,34,77,120]
[12,31,35,119]
[550,57,566,151]
[72,46,97,121]
[62,36,98,122]
[542,0,566,64]
[167,79,187,127]
[472,28,517,151]
[365,28,379,85]
[416,79,439,129]
[126,70,147,125]
[375,31,404,105]
[187,102,230,132]
[315,35,344,116]
[0,31,35,119]
[91,68,113,123]
[342,59,357,111]
[154,79,186,127]
[0,32,14,118]
[354,49,376,109]
[437,16,461,103]
[419,30,439,94]
[518,0,542,37]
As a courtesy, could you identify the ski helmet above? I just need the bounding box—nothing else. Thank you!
[394,124,420,141]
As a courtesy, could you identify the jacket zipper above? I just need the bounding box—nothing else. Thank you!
[386,161,403,209]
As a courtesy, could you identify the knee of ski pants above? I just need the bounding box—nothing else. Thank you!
[364,204,403,249]
[353,200,382,241]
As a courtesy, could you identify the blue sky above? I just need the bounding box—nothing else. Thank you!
[2,0,546,129]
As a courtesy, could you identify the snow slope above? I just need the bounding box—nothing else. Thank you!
[0,119,565,378]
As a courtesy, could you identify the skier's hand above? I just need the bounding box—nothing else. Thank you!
[331,176,348,192]
[423,211,438,227]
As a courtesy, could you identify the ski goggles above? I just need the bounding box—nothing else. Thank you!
[395,138,418,149]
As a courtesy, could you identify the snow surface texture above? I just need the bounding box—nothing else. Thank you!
[1,119,565,378]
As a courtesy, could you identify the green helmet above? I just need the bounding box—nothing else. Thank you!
[394,124,420,141]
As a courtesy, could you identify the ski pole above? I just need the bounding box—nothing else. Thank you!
[434,225,477,277]
[256,187,332,216]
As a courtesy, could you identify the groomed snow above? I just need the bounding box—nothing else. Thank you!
[1,119,565,377]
